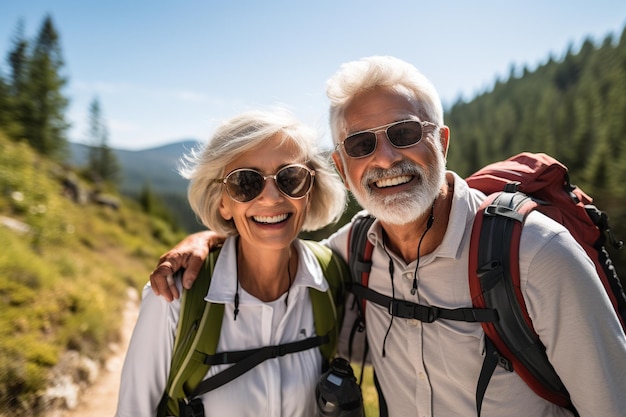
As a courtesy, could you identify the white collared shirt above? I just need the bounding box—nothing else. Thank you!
[116,237,329,417]
[327,171,626,417]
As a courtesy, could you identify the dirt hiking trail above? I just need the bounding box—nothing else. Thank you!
[61,289,139,417]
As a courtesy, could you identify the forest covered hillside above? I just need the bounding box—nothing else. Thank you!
[445,26,626,275]
[68,140,204,233]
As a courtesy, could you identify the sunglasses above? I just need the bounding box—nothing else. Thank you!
[337,119,437,159]
[217,163,315,203]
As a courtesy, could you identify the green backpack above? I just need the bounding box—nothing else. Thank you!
[157,240,349,417]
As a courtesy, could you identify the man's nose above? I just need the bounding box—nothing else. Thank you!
[371,131,403,166]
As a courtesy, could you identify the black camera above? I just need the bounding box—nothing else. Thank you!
[315,357,364,417]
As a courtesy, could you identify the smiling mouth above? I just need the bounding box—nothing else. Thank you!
[373,175,413,189]
[252,213,290,224]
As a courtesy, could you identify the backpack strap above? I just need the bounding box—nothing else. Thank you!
[303,240,349,363]
[159,248,224,416]
[469,189,573,416]
[350,283,497,323]
[584,204,626,325]
[185,334,330,398]
[346,215,374,379]
[346,214,495,417]
[346,213,497,324]
[348,215,376,309]
[184,241,347,401]
[160,241,348,416]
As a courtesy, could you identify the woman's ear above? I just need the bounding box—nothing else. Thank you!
[218,196,232,221]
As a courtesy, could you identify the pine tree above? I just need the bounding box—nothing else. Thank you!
[86,97,120,184]
[24,14,70,159]
[0,73,21,139]
[4,19,29,140]
[7,20,29,96]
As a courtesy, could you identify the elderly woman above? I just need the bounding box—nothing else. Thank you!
[115,110,347,417]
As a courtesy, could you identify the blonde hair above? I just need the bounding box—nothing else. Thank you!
[179,109,347,235]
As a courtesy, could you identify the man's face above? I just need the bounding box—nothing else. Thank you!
[332,88,449,225]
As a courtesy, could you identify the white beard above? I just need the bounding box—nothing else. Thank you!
[346,149,446,225]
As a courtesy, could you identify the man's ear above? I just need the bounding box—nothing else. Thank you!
[439,125,450,159]
[331,151,350,190]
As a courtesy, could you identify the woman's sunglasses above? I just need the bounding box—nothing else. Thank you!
[217,163,315,203]
[336,119,437,159]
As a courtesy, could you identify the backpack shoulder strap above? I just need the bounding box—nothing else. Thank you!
[346,214,376,325]
[345,215,374,366]
[159,248,224,416]
[160,242,351,416]
[303,240,349,362]
[347,214,497,325]
[469,189,572,414]
[348,214,376,288]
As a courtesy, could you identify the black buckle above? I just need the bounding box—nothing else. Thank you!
[389,300,439,323]
[269,345,288,358]
[484,204,525,222]
[498,354,514,372]
[277,345,287,357]
[180,398,205,417]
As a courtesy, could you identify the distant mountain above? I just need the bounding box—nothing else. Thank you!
[68,140,206,232]
[68,140,200,195]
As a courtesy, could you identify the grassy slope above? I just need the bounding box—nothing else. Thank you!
[0,134,185,415]
[0,134,381,416]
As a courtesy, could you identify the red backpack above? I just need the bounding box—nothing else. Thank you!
[346,152,625,416]
[466,152,625,413]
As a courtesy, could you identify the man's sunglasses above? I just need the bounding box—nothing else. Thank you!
[217,163,315,203]
[336,119,437,159]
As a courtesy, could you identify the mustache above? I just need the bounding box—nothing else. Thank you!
[362,160,423,185]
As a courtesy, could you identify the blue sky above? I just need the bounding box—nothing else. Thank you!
[1,1,625,150]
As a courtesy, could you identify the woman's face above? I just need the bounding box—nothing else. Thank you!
[218,134,311,251]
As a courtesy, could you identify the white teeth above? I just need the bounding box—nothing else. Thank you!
[253,214,288,224]
[375,175,412,188]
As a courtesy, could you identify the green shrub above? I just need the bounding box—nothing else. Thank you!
[0,133,178,414]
